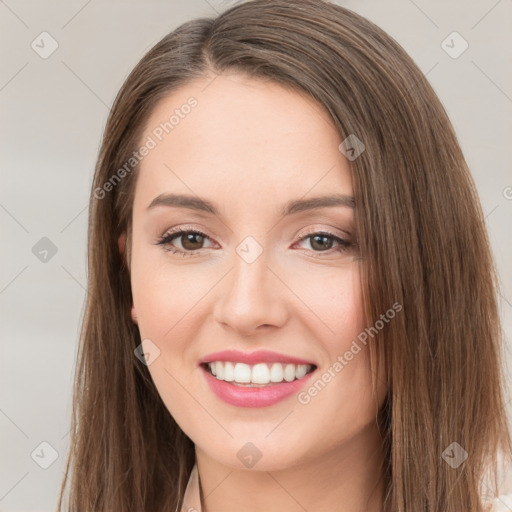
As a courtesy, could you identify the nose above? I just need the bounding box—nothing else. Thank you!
[213,243,289,337]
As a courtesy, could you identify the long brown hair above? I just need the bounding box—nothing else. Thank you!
[58,0,512,510]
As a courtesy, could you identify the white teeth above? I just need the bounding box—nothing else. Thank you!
[223,362,235,382]
[206,361,313,385]
[295,364,308,379]
[251,363,270,384]
[284,364,296,382]
[215,362,224,380]
[269,363,284,383]
[234,363,251,383]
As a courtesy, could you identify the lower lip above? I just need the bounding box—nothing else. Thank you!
[200,365,316,408]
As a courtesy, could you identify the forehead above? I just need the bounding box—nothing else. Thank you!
[133,73,353,214]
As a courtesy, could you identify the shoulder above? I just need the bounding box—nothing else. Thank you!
[485,493,512,512]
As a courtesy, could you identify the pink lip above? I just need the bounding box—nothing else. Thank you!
[198,349,316,366]
[200,365,317,408]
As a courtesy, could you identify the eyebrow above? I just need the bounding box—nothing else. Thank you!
[146,193,355,217]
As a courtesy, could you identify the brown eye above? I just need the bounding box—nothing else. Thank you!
[296,231,353,255]
[156,229,212,256]
[309,234,335,251]
[180,232,205,250]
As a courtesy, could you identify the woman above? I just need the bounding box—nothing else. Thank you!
[58,0,512,510]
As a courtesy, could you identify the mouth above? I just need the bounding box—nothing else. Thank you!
[200,361,317,387]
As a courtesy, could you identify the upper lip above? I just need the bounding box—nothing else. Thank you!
[199,350,317,367]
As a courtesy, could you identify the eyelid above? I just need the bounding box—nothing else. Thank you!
[156,223,355,258]
[159,224,215,240]
[295,224,352,240]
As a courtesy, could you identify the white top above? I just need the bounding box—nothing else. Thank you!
[489,494,512,512]
[181,463,202,512]
[180,463,512,512]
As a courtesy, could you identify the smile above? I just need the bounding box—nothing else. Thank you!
[204,361,316,386]
[200,362,318,408]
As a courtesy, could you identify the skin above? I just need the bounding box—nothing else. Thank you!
[121,73,388,512]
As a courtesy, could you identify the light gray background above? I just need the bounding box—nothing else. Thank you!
[1,1,511,510]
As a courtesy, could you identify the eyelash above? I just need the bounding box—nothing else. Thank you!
[155,227,355,258]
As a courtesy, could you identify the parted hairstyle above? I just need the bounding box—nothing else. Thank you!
[58,0,512,510]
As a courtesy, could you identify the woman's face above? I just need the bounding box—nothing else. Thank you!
[126,73,387,472]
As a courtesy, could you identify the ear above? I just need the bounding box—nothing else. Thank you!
[131,303,138,325]
[118,232,137,324]
[118,231,131,272]
[118,232,126,256]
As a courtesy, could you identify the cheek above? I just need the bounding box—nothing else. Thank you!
[292,262,376,424]
[130,241,209,341]
[294,260,365,340]
[130,249,208,423]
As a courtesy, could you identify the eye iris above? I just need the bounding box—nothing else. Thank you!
[182,232,204,250]
[310,234,333,251]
